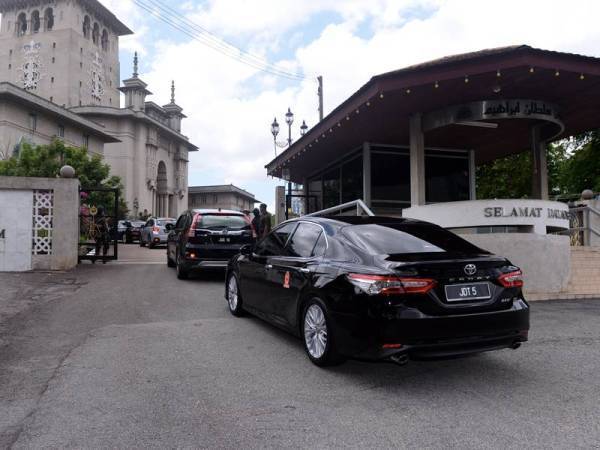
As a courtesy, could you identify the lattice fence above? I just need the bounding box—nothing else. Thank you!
[32,189,54,255]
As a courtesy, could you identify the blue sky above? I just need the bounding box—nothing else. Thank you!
[101,0,600,210]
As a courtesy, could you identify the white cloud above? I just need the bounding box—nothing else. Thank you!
[107,0,600,209]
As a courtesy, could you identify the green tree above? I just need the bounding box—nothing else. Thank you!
[559,132,600,194]
[0,139,129,218]
[476,140,574,199]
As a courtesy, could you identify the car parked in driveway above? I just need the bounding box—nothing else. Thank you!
[140,217,175,248]
[225,215,530,367]
[123,220,145,243]
[167,209,254,279]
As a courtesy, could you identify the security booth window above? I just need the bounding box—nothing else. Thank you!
[425,150,470,203]
[322,167,341,209]
[371,150,410,210]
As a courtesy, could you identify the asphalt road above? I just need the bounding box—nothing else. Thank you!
[1,245,599,448]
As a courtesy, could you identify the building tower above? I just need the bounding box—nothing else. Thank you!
[0,0,132,108]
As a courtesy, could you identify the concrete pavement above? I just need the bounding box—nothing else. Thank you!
[1,245,599,448]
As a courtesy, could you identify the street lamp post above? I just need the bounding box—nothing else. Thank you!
[270,108,309,219]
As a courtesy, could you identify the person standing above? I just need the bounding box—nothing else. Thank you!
[251,208,261,240]
[259,203,272,239]
[93,207,110,264]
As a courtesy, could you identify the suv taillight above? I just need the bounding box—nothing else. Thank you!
[188,214,201,237]
[498,270,524,288]
[152,226,160,234]
[347,274,437,296]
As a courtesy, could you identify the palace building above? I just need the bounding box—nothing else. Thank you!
[0,0,197,218]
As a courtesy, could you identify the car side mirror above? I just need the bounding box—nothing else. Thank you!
[240,244,254,256]
[165,223,174,231]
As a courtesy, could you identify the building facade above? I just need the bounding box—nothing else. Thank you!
[0,82,117,158]
[0,0,197,218]
[188,185,258,212]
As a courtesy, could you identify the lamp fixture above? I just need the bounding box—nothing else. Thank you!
[456,121,498,129]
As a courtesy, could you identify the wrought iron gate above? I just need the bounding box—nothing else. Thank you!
[78,187,119,263]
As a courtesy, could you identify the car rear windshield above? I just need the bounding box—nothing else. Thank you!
[195,214,249,230]
[342,223,486,255]
[156,219,174,226]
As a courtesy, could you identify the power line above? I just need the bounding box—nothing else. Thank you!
[130,0,309,81]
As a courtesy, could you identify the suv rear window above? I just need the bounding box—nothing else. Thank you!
[342,223,486,255]
[195,214,249,230]
[156,219,174,226]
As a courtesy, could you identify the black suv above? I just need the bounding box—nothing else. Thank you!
[167,209,255,279]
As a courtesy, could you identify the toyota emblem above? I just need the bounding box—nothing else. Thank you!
[464,264,477,276]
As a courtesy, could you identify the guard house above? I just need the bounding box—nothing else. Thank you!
[265,45,600,295]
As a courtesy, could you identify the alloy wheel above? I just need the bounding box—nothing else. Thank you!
[228,276,238,311]
[304,304,328,359]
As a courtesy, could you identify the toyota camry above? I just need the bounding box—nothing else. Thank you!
[225,216,529,367]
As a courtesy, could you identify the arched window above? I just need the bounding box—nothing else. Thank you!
[16,12,27,37]
[44,8,54,31]
[92,22,99,45]
[31,11,40,33]
[82,15,90,38]
[101,29,108,51]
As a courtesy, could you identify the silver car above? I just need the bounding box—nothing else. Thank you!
[140,217,176,248]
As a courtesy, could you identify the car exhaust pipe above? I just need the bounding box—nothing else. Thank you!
[511,341,522,350]
[389,353,409,366]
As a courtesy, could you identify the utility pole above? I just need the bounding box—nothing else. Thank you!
[317,75,324,121]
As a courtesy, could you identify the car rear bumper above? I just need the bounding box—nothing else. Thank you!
[184,259,230,269]
[330,299,530,361]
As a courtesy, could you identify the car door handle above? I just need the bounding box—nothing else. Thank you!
[298,267,310,273]
[265,264,273,270]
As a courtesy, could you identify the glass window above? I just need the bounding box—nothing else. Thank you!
[425,154,469,203]
[255,222,297,256]
[371,152,410,204]
[286,223,323,258]
[312,232,327,257]
[322,167,340,209]
[341,156,363,203]
[342,223,487,256]
[308,177,322,213]
[195,214,249,230]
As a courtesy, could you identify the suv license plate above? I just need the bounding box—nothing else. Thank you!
[445,282,491,302]
[218,237,230,243]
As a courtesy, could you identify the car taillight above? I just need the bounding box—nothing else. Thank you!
[498,270,524,288]
[152,226,160,234]
[347,274,437,296]
[188,214,201,237]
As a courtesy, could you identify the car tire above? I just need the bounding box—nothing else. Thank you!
[148,242,155,249]
[226,273,244,317]
[302,298,345,367]
[176,254,189,280]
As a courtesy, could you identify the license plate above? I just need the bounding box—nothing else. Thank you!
[445,282,491,302]
[218,237,230,243]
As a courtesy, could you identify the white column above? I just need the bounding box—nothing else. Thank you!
[362,142,371,207]
[409,113,426,206]
[531,126,549,200]
[468,149,476,200]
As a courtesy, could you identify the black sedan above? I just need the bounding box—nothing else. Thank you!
[225,216,529,367]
